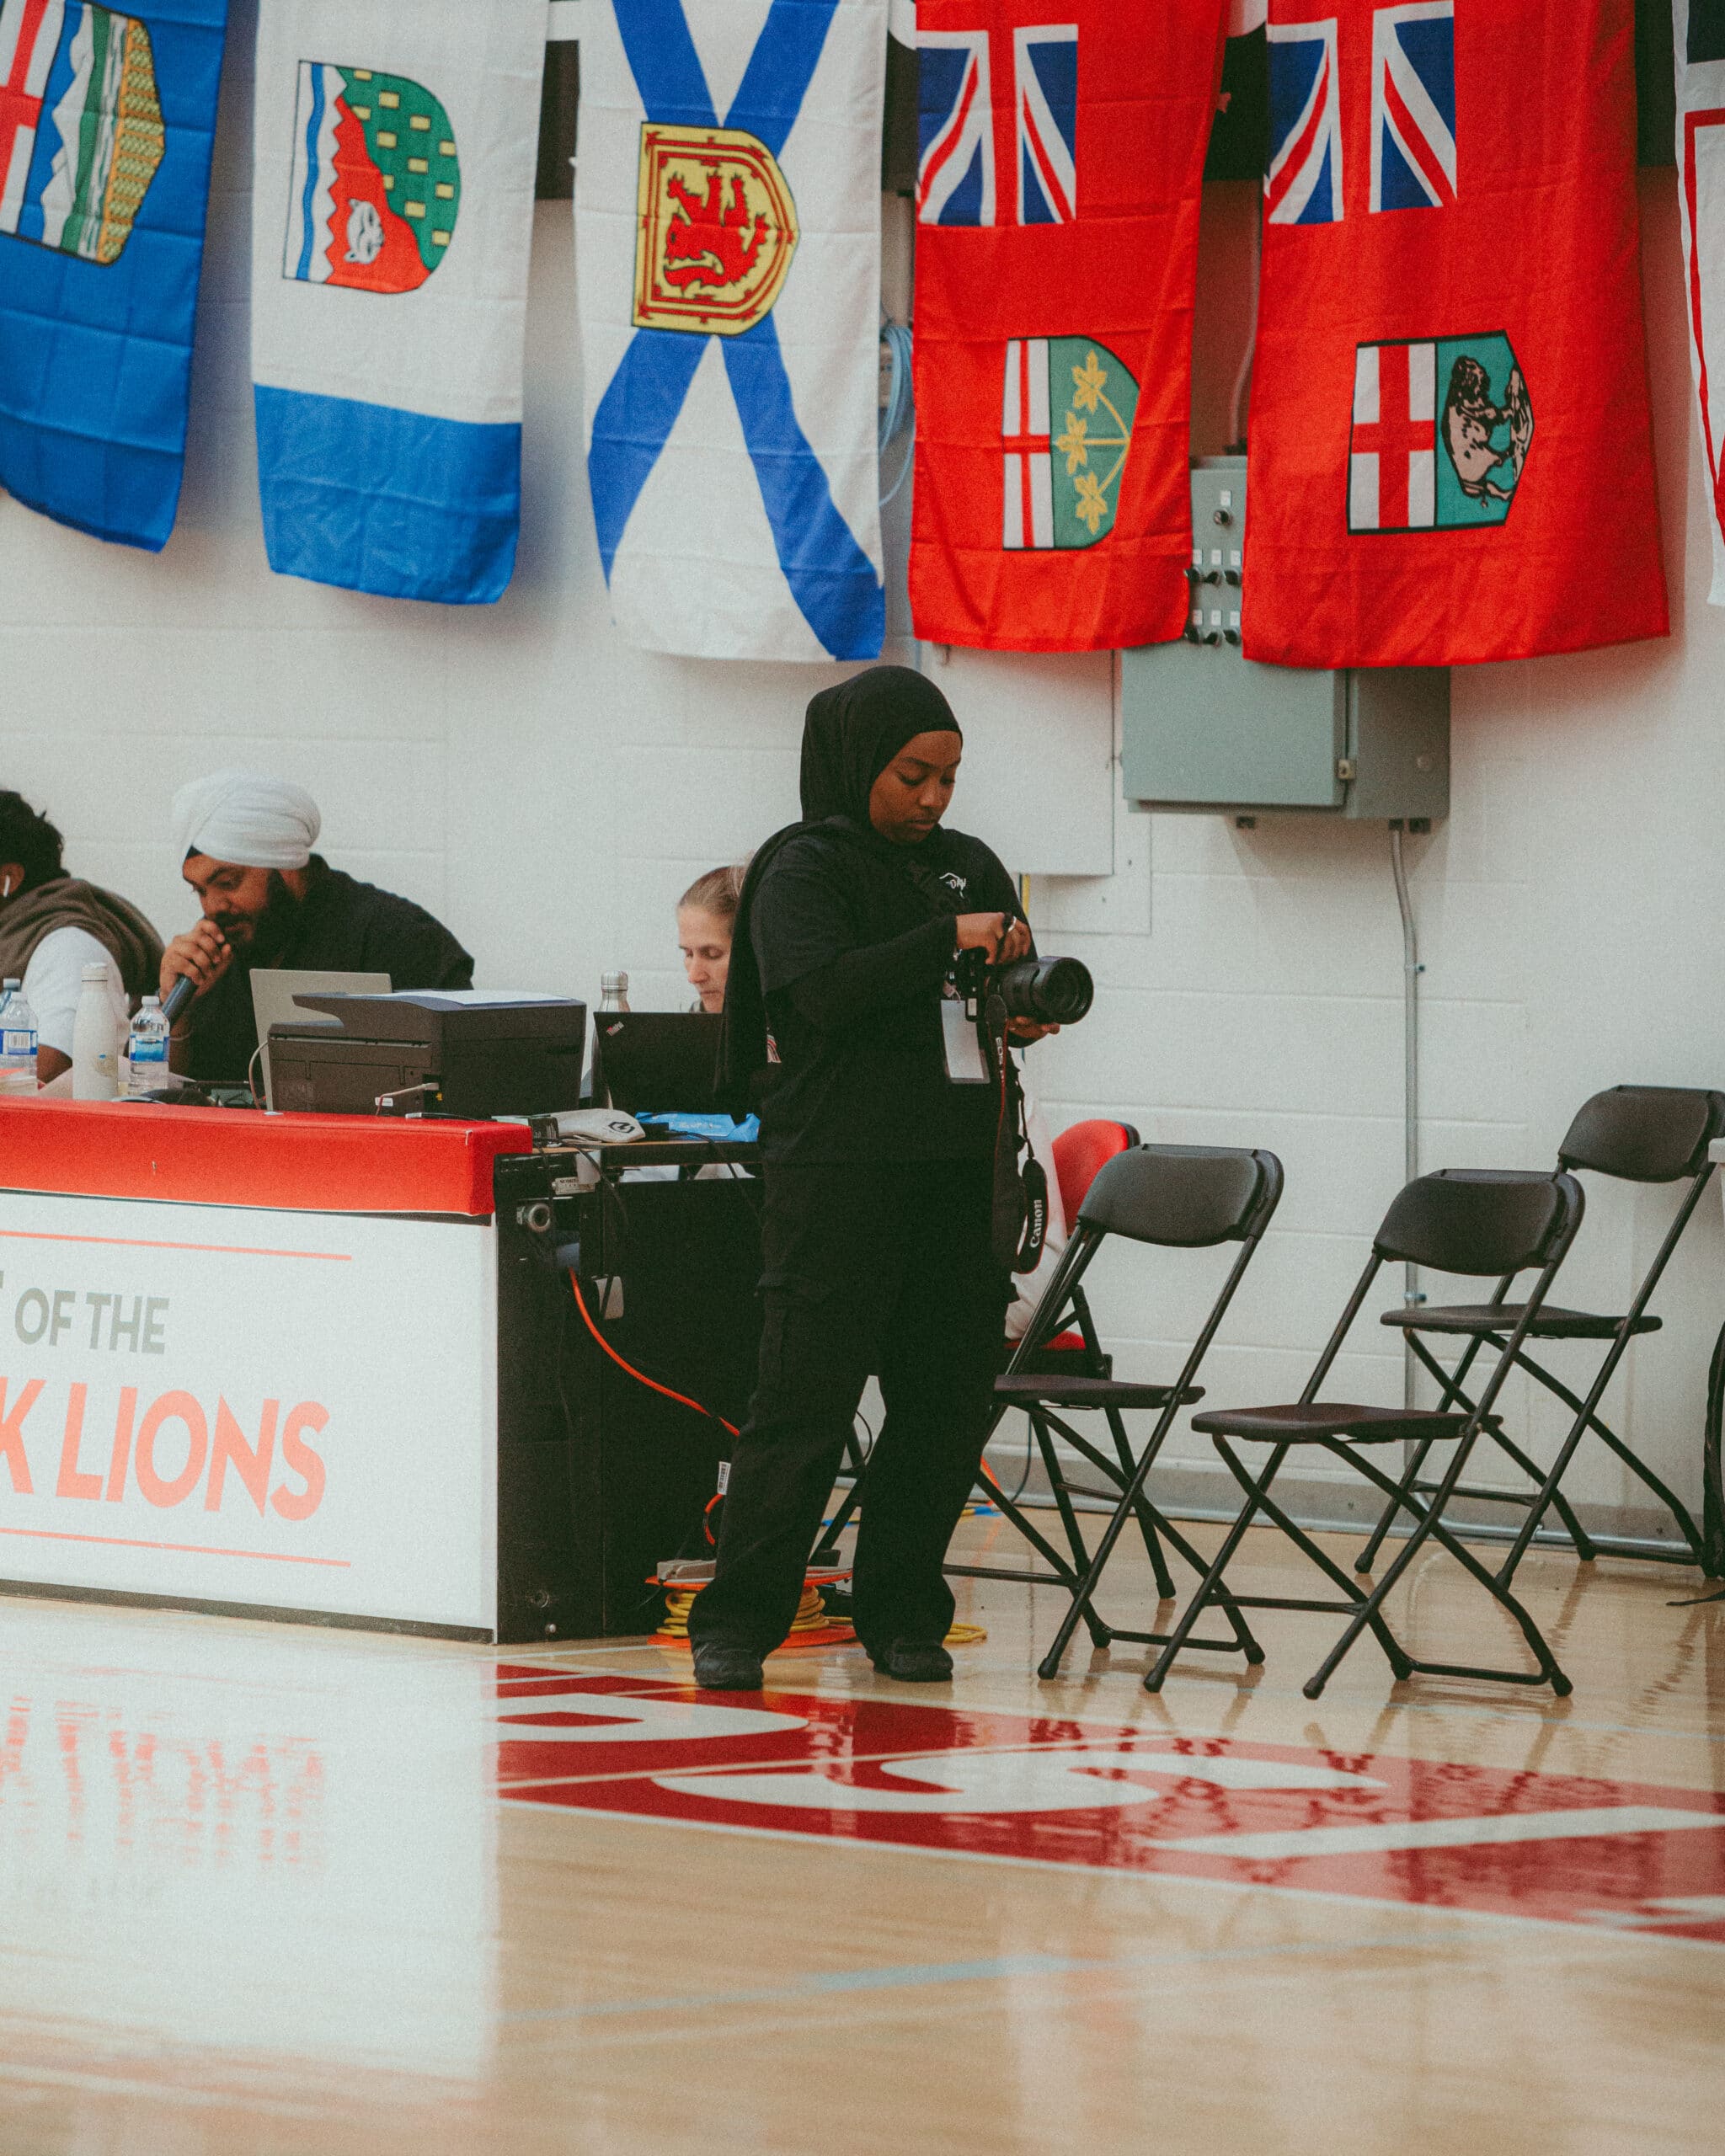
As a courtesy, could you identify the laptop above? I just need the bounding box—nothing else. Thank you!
[251,969,390,1109]
[593,1011,721,1115]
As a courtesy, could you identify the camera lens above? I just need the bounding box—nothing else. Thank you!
[996,956,1093,1026]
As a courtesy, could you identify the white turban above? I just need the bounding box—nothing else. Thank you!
[172,771,322,871]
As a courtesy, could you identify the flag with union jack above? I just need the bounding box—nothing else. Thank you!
[1674,0,1725,605]
[911,0,1228,649]
[1370,1,1455,211]
[1267,18,1342,224]
[1245,0,1665,665]
[917,16,1076,227]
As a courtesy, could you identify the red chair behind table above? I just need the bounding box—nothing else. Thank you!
[1017,1118,1140,1374]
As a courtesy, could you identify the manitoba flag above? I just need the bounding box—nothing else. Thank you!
[1243,0,1667,667]
[910,0,1231,652]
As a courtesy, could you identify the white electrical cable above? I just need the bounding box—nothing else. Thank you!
[878,319,916,506]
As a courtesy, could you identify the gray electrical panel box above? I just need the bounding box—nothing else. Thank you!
[1120,458,1450,822]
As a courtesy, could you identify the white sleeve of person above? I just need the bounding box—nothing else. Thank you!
[22,929,127,1060]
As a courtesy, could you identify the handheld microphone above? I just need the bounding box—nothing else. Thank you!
[160,974,197,1024]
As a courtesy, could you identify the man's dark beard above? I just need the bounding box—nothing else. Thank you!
[215,873,303,968]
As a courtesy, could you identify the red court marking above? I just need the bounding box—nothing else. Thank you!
[493,1672,1725,1945]
[0,1524,351,1567]
[0,1228,351,1262]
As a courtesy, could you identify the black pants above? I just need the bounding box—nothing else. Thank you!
[689,1157,1010,1658]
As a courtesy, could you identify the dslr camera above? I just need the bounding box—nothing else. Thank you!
[954,947,1094,1030]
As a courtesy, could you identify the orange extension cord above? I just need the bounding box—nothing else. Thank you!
[568,1272,985,1649]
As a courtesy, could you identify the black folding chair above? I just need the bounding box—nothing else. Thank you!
[1357,1086,1725,1587]
[987,1144,1284,1681]
[1147,1170,1586,1700]
[814,1121,1141,1593]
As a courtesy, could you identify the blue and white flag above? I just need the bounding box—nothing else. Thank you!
[250,0,542,604]
[577,0,888,662]
[0,0,227,550]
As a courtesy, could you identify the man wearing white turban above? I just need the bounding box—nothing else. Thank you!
[163,771,473,1081]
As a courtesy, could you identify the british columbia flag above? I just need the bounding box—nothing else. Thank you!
[918,18,1076,227]
[1370,0,1455,212]
[1266,16,1342,225]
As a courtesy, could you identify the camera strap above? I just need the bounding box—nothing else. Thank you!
[981,985,1047,1275]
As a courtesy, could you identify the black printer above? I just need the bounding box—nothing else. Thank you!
[268,993,586,1119]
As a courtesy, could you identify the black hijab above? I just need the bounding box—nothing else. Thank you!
[716,665,964,1102]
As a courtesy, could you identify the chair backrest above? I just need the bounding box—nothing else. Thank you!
[1374,1170,1582,1278]
[1078,1145,1283,1249]
[1557,1086,1725,1184]
[1052,1118,1140,1224]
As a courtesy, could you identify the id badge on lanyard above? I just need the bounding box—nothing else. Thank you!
[942,995,990,1085]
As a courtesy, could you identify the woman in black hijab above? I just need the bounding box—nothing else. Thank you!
[692,665,1046,1690]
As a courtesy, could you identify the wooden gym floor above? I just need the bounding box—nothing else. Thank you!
[0,1512,1722,2155]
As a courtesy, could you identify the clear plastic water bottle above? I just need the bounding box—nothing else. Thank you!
[72,961,120,1101]
[0,978,38,1097]
[600,971,632,1013]
[125,994,170,1098]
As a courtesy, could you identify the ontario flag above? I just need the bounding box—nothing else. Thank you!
[1243,0,1667,667]
[909,0,1231,652]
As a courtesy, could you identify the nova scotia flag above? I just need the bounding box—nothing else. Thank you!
[578,0,887,662]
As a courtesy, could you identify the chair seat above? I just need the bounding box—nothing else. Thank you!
[1191,1401,1470,1444]
[1382,1302,1659,1341]
[994,1374,1203,1411]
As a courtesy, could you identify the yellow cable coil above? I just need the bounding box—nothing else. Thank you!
[657,1583,986,1649]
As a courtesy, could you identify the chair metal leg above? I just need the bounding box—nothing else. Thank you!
[1305,1438,1571,1700]
[1354,1328,1492,1571]
[1143,1443,1291,1693]
[1493,1348,1706,1582]
[1101,1403,1179,1600]
[1034,1417,1262,1681]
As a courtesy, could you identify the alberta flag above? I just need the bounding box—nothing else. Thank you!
[250,0,542,605]
[0,0,228,550]
[577,0,888,663]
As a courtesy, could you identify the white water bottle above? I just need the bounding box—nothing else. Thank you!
[125,995,170,1098]
[72,962,120,1101]
[600,971,631,1013]
[0,979,38,1096]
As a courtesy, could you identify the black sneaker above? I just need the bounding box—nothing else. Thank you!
[692,1643,766,1691]
[870,1641,953,1684]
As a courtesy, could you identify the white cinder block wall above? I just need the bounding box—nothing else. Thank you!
[2,16,1721,1541]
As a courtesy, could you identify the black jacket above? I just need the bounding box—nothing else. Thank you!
[181,857,473,1081]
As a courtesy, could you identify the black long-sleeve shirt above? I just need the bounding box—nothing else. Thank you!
[750,824,1023,1164]
[180,857,473,1081]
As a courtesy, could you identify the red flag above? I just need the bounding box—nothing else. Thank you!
[908,0,1229,652]
[1242,0,1668,667]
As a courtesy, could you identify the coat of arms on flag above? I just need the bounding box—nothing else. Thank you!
[1002,337,1137,548]
[632,124,797,333]
[0,0,164,263]
[1267,17,1342,224]
[1347,334,1530,533]
[283,61,459,293]
[917,18,1077,227]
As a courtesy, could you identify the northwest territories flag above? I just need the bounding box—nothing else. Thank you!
[577,0,888,663]
[1675,0,1725,606]
[0,0,227,549]
[909,0,1231,653]
[1245,0,1666,666]
[250,0,542,604]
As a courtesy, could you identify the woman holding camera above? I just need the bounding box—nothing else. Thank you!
[692,665,1052,1691]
